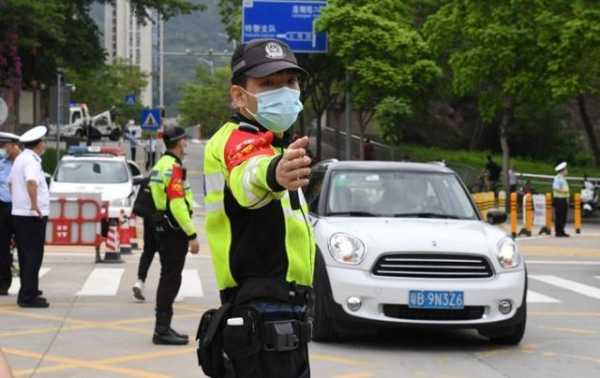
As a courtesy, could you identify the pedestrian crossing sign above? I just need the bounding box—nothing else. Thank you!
[141,108,161,130]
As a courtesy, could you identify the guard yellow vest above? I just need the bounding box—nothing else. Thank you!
[203,120,315,294]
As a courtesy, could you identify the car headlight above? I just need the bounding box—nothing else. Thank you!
[328,233,366,265]
[497,238,521,269]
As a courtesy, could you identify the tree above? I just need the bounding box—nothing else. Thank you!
[537,1,600,166]
[66,59,148,125]
[318,0,441,158]
[178,65,232,137]
[424,1,557,192]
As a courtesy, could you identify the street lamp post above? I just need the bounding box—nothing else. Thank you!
[56,69,63,167]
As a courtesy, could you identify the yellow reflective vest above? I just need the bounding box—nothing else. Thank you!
[203,119,315,298]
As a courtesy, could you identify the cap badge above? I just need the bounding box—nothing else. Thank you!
[265,42,285,59]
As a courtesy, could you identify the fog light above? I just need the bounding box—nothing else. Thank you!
[498,300,513,314]
[347,296,362,312]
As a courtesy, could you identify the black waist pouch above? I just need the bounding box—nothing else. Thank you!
[197,303,232,377]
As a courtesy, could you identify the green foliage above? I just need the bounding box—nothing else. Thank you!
[0,0,202,87]
[318,0,441,129]
[178,65,232,138]
[217,0,242,41]
[374,97,414,145]
[41,147,65,175]
[66,60,148,125]
[424,1,554,123]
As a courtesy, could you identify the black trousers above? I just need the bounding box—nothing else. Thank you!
[554,198,568,235]
[0,202,13,291]
[13,216,47,303]
[155,228,188,326]
[137,217,158,282]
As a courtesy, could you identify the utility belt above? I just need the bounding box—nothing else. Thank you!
[196,281,313,378]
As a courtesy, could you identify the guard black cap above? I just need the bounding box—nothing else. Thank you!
[162,126,188,144]
[231,39,306,82]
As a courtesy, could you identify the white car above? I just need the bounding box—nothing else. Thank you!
[305,160,527,345]
[49,146,144,220]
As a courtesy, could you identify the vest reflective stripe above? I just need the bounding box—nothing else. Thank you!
[205,172,225,194]
[205,201,224,212]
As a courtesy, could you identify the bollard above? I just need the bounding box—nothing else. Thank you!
[103,218,123,263]
[510,192,517,238]
[539,193,552,235]
[118,210,132,255]
[518,193,533,237]
[575,193,582,234]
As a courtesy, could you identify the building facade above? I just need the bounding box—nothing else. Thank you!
[104,0,159,107]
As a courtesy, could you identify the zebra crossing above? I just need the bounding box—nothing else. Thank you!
[4,264,600,306]
[5,266,205,299]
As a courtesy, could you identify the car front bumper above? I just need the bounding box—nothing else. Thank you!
[327,265,526,327]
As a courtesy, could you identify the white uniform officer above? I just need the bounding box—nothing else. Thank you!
[0,131,20,295]
[8,126,50,307]
[553,162,570,237]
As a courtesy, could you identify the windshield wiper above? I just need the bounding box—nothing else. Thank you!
[392,212,463,219]
[327,211,380,217]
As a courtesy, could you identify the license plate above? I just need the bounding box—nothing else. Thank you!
[408,290,464,310]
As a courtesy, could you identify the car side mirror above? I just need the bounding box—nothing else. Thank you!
[133,175,145,186]
[487,210,507,225]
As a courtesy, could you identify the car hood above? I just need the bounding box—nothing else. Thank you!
[314,217,508,258]
[50,181,132,202]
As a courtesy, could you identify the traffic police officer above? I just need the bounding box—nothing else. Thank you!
[553,161,570,237]
[203,39,315,377]
[149,126,199,344]
[8,126,50,307]
[0,131,20,295]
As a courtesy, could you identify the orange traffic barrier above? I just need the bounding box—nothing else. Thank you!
[539,193,552,235]
[511,192,518,239]
[575,193,582,234]
[518,193,533,237]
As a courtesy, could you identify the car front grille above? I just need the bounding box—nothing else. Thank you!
[372,253,494,279]
[383,304,485,321]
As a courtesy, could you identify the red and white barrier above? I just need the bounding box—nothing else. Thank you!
[103,218,122,263]
[118,210,132,255]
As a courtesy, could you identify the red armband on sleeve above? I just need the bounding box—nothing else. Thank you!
[166,165,185,200]
[224,130,275,171]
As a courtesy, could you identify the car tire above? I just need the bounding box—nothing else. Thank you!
[312,251,347,342]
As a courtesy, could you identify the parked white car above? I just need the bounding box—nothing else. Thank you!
[49,146,144,220]
[305,160,527,345]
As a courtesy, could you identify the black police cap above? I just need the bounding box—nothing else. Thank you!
[231,39,306,81]
[162,126,188,144]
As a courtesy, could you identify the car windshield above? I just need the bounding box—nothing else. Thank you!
[326,170,478,220]
[55,160,129,184]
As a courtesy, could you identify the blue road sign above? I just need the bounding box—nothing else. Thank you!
[141,108,161,130]
[242,0,328,53]
[125,94,136,106]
